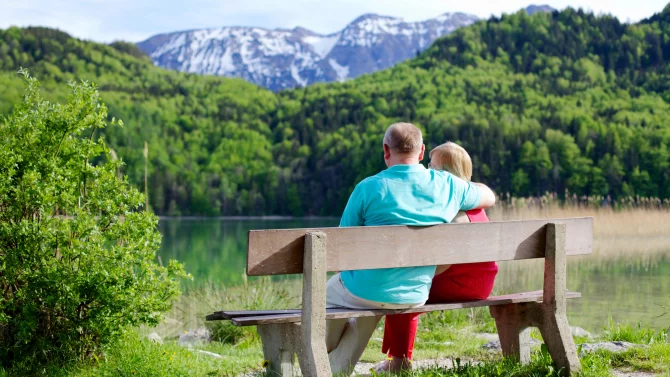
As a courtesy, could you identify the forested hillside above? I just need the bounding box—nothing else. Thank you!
[283,7,670,214]
[1,6,670,216]
[0,27,279,216]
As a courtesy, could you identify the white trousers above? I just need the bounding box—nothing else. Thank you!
[325,274,423,376]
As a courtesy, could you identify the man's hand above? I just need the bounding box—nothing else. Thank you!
[473,183,496,209]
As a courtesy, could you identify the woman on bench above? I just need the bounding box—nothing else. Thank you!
[374,142,499,373]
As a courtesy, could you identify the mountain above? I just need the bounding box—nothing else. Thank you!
[525,4,556,15]
[137,12,478,91]
[2,6,670,216]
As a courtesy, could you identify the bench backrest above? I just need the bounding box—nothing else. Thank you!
[247,217,593,276]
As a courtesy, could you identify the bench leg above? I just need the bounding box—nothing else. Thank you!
[536,309,580,376]
[490,303,533,365]
[540,223,581,376]
[299,232,332,377]
[257,323,300,377]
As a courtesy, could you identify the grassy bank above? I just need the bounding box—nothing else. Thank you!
[41,287,669,377]
[54,268,670,376]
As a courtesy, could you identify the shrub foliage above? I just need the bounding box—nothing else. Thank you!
[0,71,186,372]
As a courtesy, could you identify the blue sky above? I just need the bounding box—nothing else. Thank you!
[2,0,668,42]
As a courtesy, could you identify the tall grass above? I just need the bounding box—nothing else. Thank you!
[496,192,670,211]
[150,276,300,339]
[490,194,670,260]
[492,193,670,238]
[602,319,669,344]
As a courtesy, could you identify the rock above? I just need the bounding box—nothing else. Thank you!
[580,341,638,356]
[481,338,542,351]
[145,331,163,343]
[570,326,594,339]
[178,327,211,347]
[195,350,223,358]
[481,340,502,350]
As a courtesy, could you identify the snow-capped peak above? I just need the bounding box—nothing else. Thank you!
[137,11,480,91]
[350,13,403,25]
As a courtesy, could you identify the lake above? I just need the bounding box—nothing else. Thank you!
[157,219,670,333]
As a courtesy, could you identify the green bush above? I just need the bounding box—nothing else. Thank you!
[0,71,187,373]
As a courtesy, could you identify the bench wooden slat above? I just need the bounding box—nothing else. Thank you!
[228,290,581,326]
[207,288,572,321]
[207,309,302,321]
[247,217,593,276]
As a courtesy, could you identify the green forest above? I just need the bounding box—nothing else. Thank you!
[1,6,670,216]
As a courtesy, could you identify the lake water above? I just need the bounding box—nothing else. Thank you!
[157,219,670,333]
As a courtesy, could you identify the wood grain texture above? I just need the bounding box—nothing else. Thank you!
[229,291,581,326]
[247,217,593,276]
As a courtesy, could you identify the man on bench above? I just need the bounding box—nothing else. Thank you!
[325,122,496,374]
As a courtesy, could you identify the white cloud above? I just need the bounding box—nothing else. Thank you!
[0,0,667,42]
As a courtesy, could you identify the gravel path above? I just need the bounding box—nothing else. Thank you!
[354,358,458,375]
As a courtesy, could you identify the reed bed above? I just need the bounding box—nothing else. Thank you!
[490,193,670,240]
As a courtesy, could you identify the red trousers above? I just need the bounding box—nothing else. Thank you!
[381,209,498,360]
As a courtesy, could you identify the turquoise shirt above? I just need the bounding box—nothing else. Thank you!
[339,164,482,304]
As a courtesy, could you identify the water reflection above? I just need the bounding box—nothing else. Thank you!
[158,219,339,286]
[496,253,670,332]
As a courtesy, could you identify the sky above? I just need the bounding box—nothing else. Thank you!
[2,0,669,43]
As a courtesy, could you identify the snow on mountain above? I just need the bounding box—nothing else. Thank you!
[302,34,339,58]
[525,4,557,15]
[137,12,479,91]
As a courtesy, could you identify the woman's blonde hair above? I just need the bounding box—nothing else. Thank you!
[429,142,473,181]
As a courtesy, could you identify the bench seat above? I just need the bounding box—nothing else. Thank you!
[208,290,581,326]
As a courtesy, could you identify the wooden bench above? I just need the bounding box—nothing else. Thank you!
[207,218,593,376]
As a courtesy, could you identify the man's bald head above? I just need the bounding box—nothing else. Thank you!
[383,122,423,156]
